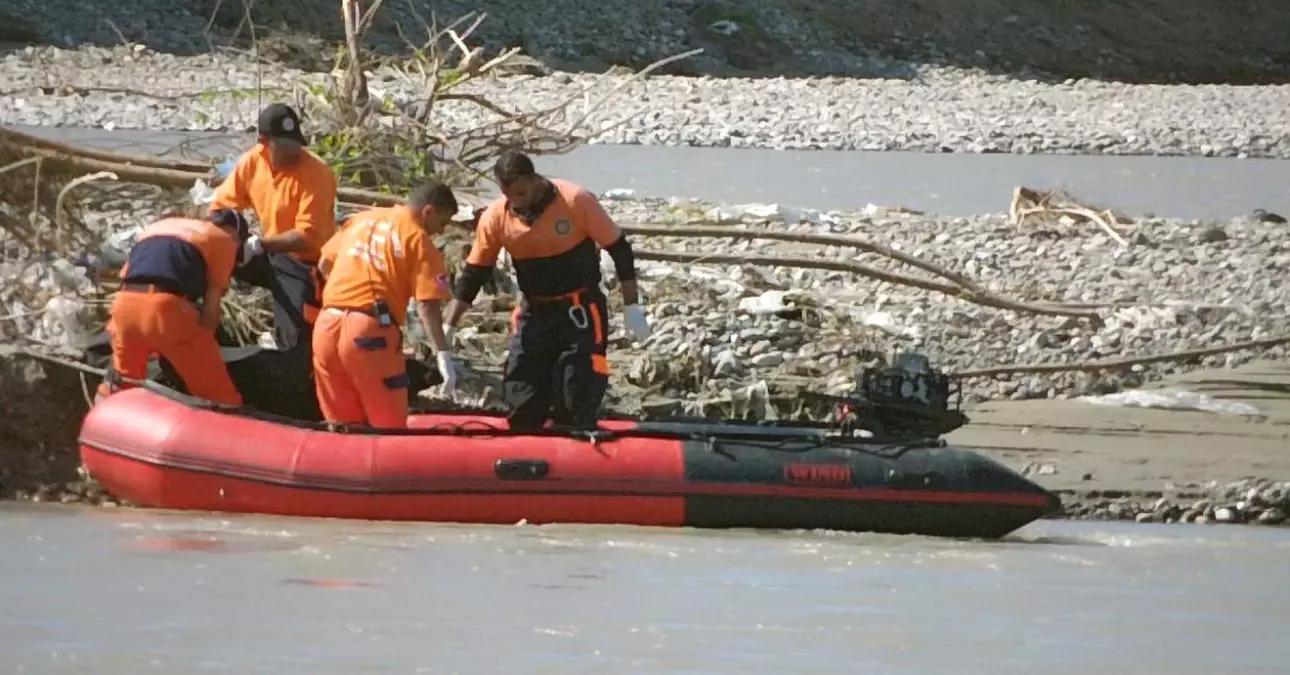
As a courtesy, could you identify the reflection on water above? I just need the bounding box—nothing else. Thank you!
[1,502,1287,674]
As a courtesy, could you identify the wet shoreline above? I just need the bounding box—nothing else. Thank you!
[5,474,1287,530]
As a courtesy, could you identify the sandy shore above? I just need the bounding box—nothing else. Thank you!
[949,359,1290,523]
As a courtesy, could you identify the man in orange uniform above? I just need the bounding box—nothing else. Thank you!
[313,181,462,428]
[97,209,248,405]
[443,151,652,431]
[210,102,338,354]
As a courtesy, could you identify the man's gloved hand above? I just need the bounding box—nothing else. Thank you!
[436,350,460,399]
[623,304,651,342]
[442,325,457,350]
[510,305,523,336]
[241,235,264,266]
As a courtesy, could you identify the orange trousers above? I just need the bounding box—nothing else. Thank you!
[100,288,242,406]
[312,308,410,428]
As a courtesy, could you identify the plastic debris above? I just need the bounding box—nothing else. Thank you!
[602,188,637,200]
[738,290,795,316]
[1078,388,1260,417]
[188,178,217,206]
[856,310,925,341]
[215,158,238,179]
[99,226,143,268]
[35,295,88,349]
[703,202,826,225]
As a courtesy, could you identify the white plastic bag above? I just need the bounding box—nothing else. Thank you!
[99,226,143,268]
[1078,388,1260,417]
[188,178,217,206]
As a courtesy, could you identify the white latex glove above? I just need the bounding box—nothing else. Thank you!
[442,324,457,349]
[623,304,651,342]
[241,235,263,266]
[436,350,460,398]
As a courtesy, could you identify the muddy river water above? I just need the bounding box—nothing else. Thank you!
[3,502,1287,674]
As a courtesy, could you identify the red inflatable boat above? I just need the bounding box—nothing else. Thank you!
[78,385,1060,539]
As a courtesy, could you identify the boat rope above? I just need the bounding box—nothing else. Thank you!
[6,344,163,408]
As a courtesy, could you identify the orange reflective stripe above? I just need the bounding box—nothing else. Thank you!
[530,288,585,303]
[588,301,604,345]
[510,305,522,335]
[591,353,609,375]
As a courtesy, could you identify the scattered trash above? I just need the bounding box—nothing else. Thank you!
[188,178,216,206]
[1078,388,1260,417]
[99,226,143,268]
[215,157,238,179]
[701,202,831,226]
[856,310,924,341]
[35,295,88,349]
[602,188,636,200]
[1020,461,1058,477]
[738,290,796,316]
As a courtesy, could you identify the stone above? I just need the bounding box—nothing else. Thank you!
[1256,507,1287,525]
[1214,507,1239,523]
[749,352,785,367]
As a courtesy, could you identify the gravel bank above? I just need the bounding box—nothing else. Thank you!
[4,44,1290,157]
[4,0,1290,83]
[588,196,1290,411]
[1056,480,1290,526]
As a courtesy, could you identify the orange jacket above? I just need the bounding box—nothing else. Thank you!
[319,205,451,325]
[210,143,338,262]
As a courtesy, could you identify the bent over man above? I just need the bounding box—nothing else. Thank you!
[443,151,652,430]
[313,181,460,428]
[210,102,338,354]
[98,209,248,406]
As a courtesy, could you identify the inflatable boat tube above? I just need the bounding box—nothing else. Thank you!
[78,385,1061,539]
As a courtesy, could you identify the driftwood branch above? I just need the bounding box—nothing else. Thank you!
[633,249,1102,323]
[952,333,1290,379]
[1010,186,1132,248]
[0,127,213,173]
[0,127,465,212]
[624,224,984,292]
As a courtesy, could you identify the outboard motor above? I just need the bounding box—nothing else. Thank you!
[805,350,968,441]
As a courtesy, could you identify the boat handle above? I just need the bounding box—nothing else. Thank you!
[884,468,943,489]
[494,458,551,481]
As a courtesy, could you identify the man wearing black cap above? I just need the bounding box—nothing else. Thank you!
[210,102,339,354]
[97,209,250,406]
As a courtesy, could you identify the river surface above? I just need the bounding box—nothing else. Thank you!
[8,124,1290,220]
[2,502,1288,674]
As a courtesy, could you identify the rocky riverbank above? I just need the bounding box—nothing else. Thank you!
[1056,480,1290,526]
[3,43,1290,158]
[581,195,1290,413]
[2,0,1288,84]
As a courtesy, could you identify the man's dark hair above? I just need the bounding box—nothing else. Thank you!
[408,179,458,215]
[493,150,536,187]
[209,208,251,242]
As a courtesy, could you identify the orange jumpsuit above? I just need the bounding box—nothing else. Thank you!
[209,143,338,351]
[100,217,242,406]
[312,205,452,428]
[465,179,621,429]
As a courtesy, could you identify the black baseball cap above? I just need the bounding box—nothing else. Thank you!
[210,208,251,242]
[257,103,307,145]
